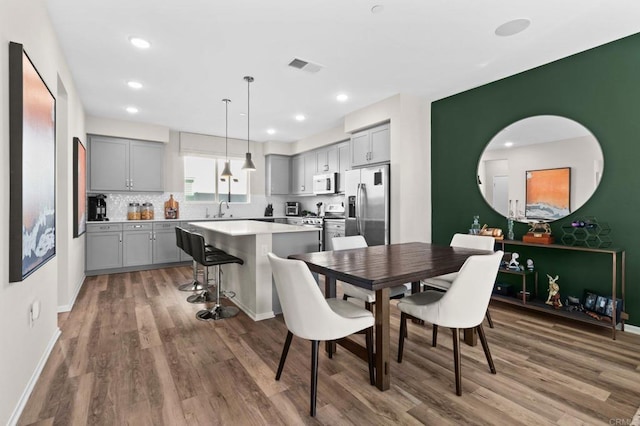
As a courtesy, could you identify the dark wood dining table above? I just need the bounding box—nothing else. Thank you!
[289,242,493,391]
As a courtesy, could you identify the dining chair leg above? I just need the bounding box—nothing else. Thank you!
[451,328,462,396]
[477,324,497,374]
[432,324,438,347]
[365,301,372,312]
[276,331,293,380]
[310,340,320,417]
[397,313,407,363]
[328,340,334,359]
[365,327,375,385]
[485,309,495,329]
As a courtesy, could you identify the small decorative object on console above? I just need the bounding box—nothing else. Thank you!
[523,221,554,244]
[469,215,481,235]
[545,274,562,309]
[508,252,520,270]
[526,258,534,270]
[479,224,504,240]
[560,216,612,248]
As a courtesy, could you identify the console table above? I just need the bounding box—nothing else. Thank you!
[494,240,627,339]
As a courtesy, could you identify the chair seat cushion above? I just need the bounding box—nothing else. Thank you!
[341,282,407,303]
[397,290,445,322]
[422,272,457,291]
[327,299,375,320]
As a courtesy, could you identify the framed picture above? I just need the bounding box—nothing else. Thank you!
[73,137,87,237]
[9,42,56,282]
[594,296,607,314]
[525,167,571,220]
[584,292,597,311]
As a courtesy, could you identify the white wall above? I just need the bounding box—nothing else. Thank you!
[0,1,86,424]
[86,115,170,143]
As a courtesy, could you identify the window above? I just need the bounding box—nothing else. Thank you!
[183,156,249,203]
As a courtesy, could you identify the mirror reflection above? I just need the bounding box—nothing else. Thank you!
[477,115,604,222]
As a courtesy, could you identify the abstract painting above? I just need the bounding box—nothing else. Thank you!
[9,42,56,282]
[73,137,86,237]
[525,167,570,220]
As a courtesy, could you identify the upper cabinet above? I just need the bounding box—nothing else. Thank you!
[291,152,315,195]
[316,144,339,173]
[350,123,390,167]
[265,155,290,195]
[89,135,165,192]
[337,141,350,193]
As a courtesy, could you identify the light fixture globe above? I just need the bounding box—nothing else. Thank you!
[221,98,233,178]
[241,75,256,172]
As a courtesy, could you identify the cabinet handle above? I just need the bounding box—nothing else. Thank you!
[133,225,143,228]
[130,179,134,188]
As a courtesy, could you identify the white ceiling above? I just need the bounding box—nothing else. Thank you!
[45,0,640,144]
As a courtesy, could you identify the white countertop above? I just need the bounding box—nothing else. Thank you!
[88,215,288,224]
[190,220,320,236]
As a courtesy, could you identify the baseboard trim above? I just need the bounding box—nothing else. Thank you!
[624,324,640,336]
[58,274,86,313]
[8,328,61,426]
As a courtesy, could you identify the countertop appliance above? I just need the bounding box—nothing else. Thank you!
[88,194,108,221]
[285,201,301,216]
[345,165,389,246]
[312,172,337,195]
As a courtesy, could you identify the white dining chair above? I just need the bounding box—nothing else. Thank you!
[267,253,375,417]
[397,251,503,396]
[422,233,496,328]
[332,235,408,309]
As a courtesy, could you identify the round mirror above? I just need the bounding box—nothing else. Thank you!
[477,115,604,222]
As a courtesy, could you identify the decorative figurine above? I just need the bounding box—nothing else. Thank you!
[545,274,563,309]
[508,252,520,269]
[526,259,534,270]
[470,215,481,235]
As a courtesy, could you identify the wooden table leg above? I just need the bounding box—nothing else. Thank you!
[324,275,337,354]
[375,287,390,391]
[463,328,477,346]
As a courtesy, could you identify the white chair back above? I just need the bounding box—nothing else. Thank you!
[450,233,495,251]
[332,235,367,250]
[426,251,503,329]
[268,253,365,341]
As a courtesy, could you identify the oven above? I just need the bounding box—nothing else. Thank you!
[301,217,324,251]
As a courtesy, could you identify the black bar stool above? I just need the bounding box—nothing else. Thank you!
[189,232,244,321]
[176,226,223,293]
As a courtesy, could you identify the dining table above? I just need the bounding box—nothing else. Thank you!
[288,241,494,391]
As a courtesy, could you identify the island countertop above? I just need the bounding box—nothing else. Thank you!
[189,219,318,236]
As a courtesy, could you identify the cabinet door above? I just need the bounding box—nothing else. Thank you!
[316,147,329,172]
[337,141,350,193]
[350,130,370,167]
[130,141,164,192]
[86,232,122,270]
[369,124,390,164]
[153,230,181,263]
[89,136,129,191]
[302,153,315,195]
[326,145,339,173]
[123,231,153,267]
[291,155,305,194]
[266,155,290,195]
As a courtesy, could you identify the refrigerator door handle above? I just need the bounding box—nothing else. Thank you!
[357,183,366,236]
[355,183,361,234]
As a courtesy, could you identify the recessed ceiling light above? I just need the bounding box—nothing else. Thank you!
[295,114,306,122]
[371,5,384,14]
[267,128,276,135]
[504,141,514,147]
[495,19,531,37]
[129,37,151,49]
[127,81,143,89]
[336,93,348,102]
[126,106,139,114]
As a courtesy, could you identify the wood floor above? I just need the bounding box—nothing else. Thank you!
[18,266,640,425]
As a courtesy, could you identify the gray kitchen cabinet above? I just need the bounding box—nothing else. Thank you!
[350,123,390,167]
[89,135,164,192]
[152,222,181,264]
[291,153,314,195]
[86,223,123,271]
[323,220,345,251]
[286,217,304,226]
[122,223,153,267]
[337,141,350,193]
[316,145,339,173]
[265,155,290,195]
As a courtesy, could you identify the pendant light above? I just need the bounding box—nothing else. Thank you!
[220,98,233,178]
[241,75,257,171]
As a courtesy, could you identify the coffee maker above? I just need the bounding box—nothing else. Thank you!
[88,194,108,221]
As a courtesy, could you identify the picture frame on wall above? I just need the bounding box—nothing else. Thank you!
[9,41,57,282]
[73,137,87,237]
[525,167,571,220]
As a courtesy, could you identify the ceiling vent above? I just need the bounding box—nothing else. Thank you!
[288,58,324,74]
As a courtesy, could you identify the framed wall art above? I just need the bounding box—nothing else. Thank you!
[73,137,86,237]
[9,42,57,282]
[525,167,570,220]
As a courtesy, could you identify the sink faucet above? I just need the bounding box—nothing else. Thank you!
[205,207,210,218]
[218,200,229,217]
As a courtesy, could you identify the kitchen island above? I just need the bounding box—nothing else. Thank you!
[190,220,320,320]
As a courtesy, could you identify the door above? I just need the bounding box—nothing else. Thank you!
[123,231,153,267]
[153,230,181,263]
[369,124,390,164]
[360,165,389,246]
[130,141,164,192]
[350,131,370,167]
[492,175,509,217]
[86,232,122,270]
[89,136,129,191]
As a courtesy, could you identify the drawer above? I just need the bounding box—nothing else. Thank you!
[87,223,123,233]
[153,221,179,230]
[123,222,153,231]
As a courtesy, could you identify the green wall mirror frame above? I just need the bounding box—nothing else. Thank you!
[477,115,604,223]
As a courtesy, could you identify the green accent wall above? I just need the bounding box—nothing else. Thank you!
[432,32,640,326]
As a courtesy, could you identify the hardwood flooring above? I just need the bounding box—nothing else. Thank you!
[18,266,640,425]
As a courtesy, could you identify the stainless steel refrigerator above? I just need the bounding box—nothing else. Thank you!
[345,165,389,246]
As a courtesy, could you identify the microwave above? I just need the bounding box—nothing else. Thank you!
[312,173,337,195]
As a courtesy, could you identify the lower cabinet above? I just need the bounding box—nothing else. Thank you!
[153,222,181,263]
[123,223,153,267]
[86,223,123,270]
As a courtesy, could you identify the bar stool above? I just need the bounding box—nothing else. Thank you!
[176,226,222,292]
[189,232,244,321]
